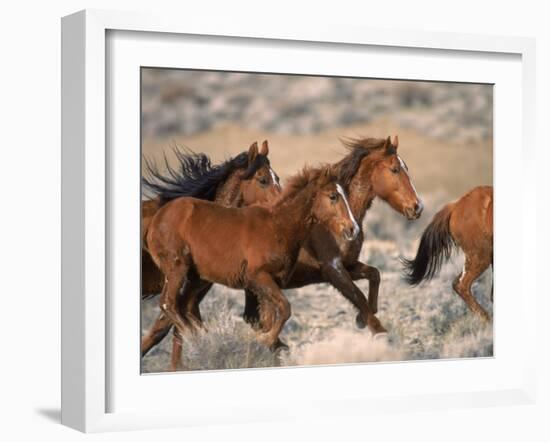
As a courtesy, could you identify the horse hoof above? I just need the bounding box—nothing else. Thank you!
[355,314,367,329]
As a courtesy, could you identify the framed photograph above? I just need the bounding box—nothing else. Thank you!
[61,9,537,432]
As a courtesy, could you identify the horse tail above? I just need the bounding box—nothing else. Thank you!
[402,203,456,285]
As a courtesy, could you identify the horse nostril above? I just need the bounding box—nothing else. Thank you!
[345,226,358,241]
[414,201,424,216]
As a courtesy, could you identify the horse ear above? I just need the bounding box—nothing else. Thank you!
[321,167,334,186]
[384,136,393,153]
[260,140,269,156]
[248,142,259,164]
[393,135,399,149]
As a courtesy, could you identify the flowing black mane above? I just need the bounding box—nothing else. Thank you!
[337,137,396,187]
[142,146,270,205]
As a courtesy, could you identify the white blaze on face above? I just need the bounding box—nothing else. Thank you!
[336,183,360,239]
[269,167,281,189]
[398,155,421,202]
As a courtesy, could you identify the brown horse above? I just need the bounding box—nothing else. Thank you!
[241,135,423,333]
[141,140,281,355]
[402,186,493,321]
[146,167,359,368]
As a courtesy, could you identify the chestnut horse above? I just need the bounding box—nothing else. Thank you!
[141,141,281,355]
[402,186,493,321]
[146,167,359,368]
[241,136,423,333]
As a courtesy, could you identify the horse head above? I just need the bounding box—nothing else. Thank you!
[350,135,423,220]
[312,168,360,242]
[240,140,281,205]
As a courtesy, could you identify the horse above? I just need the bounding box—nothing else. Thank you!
[141,140,281,355]
[145,167,360,369]
[241,136,423,333]
[402,186,493,321]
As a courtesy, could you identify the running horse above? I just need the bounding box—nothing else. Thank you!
[402,186,493,321]
[242,136,423,332]
[146,167,360,368]
[141,140,281,355]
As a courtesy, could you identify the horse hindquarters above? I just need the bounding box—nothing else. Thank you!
[450,204,493,322]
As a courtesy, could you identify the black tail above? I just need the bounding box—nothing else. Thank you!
[402,204,455,285]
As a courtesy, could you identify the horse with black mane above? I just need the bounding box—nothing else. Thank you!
[141,140,281,356]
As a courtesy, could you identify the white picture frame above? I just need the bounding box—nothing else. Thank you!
[61,9,537,433]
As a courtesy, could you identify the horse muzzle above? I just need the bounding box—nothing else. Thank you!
[405,200,424,220]
[343,225,360,242]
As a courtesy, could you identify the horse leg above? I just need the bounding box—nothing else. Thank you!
[170,280,212,371]
[141,312,172,357]
[244,263,325,329]
[243,288,289,350]
[170,327,184,371]
[346,261,381,314]
[158,260,191,339]
[243,288,279,335]
[452,254,491,322]
[320,259,387,335]
[249,273,291,351]
[243,289,260,328]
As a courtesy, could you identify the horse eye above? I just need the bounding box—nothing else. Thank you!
[329,193,338,202]
[391,166,400,174]
[258,176,269,186]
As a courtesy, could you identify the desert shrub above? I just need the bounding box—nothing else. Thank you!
[283,330,405,366]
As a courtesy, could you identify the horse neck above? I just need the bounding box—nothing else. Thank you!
[271,186,316,244]
[214,170,244,207]
[337,161,377,224]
